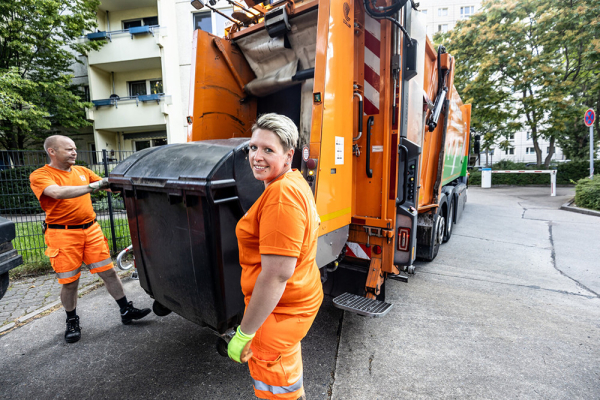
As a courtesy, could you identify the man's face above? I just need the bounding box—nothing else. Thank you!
[50,138,78,167]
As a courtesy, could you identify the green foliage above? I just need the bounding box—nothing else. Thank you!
[0,165,43,214]
[440,0,600,167]
[0,0,103,150]
[574,176,600,211]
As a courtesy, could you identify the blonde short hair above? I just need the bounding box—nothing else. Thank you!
[252,113,298,151]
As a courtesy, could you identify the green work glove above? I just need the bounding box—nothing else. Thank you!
[228,326,255,363]
[89,177,109,193]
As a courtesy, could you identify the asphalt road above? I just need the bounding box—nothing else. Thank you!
[1,186,599,399]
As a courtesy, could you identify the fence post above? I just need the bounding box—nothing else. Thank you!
[102,150,118,254]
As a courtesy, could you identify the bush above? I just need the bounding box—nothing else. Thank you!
[574,176,600,211]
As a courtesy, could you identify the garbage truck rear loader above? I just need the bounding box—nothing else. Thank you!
[110,0,472,336]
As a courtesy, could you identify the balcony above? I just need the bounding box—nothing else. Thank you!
[87,94,171,132]
[86,26,163,72]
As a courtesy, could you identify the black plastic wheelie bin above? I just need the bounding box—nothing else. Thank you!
[109,138,263,333]
[0,217,23,300]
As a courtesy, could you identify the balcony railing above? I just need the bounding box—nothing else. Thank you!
[86,25,160,42]
[92,94,165,109]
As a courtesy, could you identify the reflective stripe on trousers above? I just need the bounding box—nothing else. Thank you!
[56,267,82,280]
[252,374,303,396]
[86,256,112,271]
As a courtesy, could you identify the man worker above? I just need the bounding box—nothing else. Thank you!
[30,135,150,343]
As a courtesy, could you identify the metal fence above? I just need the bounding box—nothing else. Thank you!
[0,150,134,264]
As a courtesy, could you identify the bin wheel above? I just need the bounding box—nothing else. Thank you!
[0,272,9,301]
[216,337,229,357]
[407,265,416,275]
[152,300,172,317]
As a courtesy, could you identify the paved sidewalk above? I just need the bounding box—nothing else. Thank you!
[0,267,130,333]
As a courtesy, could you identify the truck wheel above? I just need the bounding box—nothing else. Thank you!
[0,272,9,300]
[419,213,443,261]
[443,199,454,243]
[216,337,229,357]
[152,300,172,316]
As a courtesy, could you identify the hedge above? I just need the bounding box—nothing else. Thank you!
[467,160,600,186]
[574,176,600,211]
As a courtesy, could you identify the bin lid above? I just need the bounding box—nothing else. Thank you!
[109,138,263,212]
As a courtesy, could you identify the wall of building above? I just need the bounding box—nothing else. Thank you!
[418,0,482,38]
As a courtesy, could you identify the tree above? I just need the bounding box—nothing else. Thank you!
[438,0,600,167]
[0,0,103,151]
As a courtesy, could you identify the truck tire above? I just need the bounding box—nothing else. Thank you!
[443,198,454,243]
[418,213,444,261]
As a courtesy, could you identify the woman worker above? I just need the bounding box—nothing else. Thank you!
[228,113,323,400]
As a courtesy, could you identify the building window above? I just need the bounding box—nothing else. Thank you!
[526,147,535,154]
[123,16,159,30]
[149,79,163,94]
[438,8,448,17]
[135,138,167,152]
[128,79,163,96]
[193,9,233,36]
[508,133,514,140]
[506,148,514,155]
[129,80,147,96]
[193,12,212,32]
[421,9,427,15]
[460,6,474,19]
[526,132,531,140]
[81,86,90,102]
[546,146,550,154]
[438,24,449,33]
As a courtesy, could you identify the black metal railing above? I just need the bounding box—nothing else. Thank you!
[0,150,134,264]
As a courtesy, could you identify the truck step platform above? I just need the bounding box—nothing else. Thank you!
[332,292,393,317]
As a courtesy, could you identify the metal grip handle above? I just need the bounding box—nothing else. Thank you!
[366,116,374,178]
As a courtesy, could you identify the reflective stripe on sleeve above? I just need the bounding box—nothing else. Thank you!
[86,257,113,270]
[252,375,303,395]
[56,267,82,279]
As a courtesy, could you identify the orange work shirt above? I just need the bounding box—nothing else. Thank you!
[236,170,323,317]
[30,165,101,225]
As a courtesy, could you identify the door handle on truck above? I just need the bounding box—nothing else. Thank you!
[353,92,363,141]
[366,116,374,178]
[397,143,409,206]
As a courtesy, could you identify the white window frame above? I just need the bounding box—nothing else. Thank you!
[438,8,448,17]
[460,6,474,19]
[438,24,449,33]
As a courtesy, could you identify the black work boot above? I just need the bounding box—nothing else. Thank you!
[65,316,81,343]
[120,301,151,325]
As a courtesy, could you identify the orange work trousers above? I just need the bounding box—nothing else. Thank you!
[44,222,114,284]
[248,307,321,400]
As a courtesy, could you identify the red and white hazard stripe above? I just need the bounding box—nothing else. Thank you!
[345,242,371,260]
[363,15,381,115]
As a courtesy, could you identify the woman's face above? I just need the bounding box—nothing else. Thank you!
[248,128,293,186]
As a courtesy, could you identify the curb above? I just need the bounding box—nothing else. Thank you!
[560,199,600,217]
[0,270,133,336]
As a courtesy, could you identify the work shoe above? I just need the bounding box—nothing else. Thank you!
[65,316,81,343]
[120,302,151,325]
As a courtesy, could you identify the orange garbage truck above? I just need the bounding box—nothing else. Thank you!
[110,0,472,341]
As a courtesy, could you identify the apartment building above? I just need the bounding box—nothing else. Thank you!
[417,0,481,38]
[81,0,233,155]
